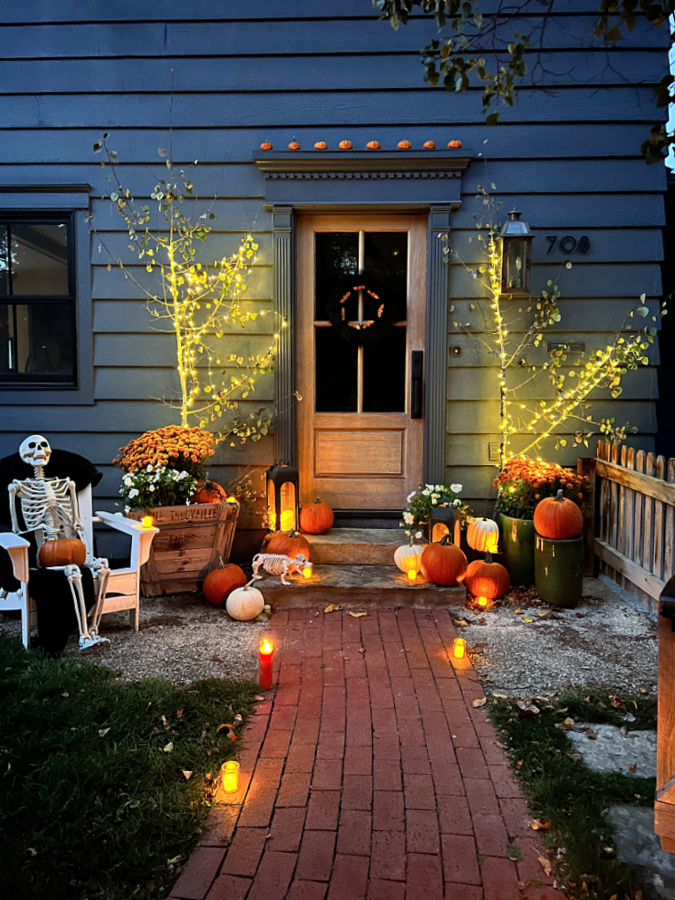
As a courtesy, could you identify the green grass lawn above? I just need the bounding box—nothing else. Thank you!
[0,635,258,900]
[489,689,658,900]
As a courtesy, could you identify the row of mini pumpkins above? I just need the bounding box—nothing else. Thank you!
[396,536,510,599]
[260,140,463,151]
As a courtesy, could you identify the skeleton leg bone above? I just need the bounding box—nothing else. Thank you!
[48,564,109,649]
[87,558,110,638]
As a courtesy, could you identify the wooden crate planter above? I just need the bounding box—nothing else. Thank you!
[130,502,239,597]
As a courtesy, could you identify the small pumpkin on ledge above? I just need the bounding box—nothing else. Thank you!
[533,489,583,539]
[300,498,334,534]
[191,480,228,504]
[463,552,510,599]
[267,529,311,560]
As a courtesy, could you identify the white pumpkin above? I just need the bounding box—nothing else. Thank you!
[466,517,500,553]
[226,584,265,621]
[394,542,423,574]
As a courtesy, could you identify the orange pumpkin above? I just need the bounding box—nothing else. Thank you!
[314,141,328,150]
[38,538,87,568]
[366,140,381,150]
[300,498,334,535]
[423,140,436,149]
[267,529,311,560]
[288,141,301,150]
[397,140,412,149]
[191,480,228,504]
[447,139,463,149]
[339,140,353,150]
[259,141,273,150]
[463,553,510,599]
[203,564,248,607]
[534,489,583,539]
[420,536,467,586]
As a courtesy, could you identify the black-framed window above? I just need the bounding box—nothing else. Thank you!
[0,213,76,387]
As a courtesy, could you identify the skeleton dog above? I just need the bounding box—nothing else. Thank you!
[251,552,312,585]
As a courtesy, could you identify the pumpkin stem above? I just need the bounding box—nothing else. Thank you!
[484,551,493,563]
[314,498,322,504]
[554,489,564,502]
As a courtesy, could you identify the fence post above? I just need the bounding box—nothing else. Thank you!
[578,456,597,577]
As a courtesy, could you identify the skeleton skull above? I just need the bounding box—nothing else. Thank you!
[19,435,52,469]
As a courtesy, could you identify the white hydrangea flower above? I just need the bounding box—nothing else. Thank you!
[422,488,431,496]
[450,483,463,494]
[403,511,414,525]
[128,488,139,499]
[415,531,423,539]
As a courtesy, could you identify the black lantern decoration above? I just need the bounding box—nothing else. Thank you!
[429,498,462,545]
[499,210,533,296]
[266,459,300,532]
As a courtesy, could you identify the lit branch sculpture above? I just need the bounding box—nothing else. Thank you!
[88,134,288,447]
[450,184,665,470]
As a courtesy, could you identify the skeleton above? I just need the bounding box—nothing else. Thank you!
[6,435,110,649]
[251,552,312,586]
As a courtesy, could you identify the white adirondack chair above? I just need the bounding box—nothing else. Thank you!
[0,484,158,649]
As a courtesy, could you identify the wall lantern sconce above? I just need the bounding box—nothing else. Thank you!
[266,459,300,532]
[499,210,533,296]
[429,499,462,546]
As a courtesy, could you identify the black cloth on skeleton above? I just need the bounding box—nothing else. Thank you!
[0,448,103,657]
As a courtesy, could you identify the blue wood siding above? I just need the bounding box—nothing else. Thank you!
[0,0,668,510]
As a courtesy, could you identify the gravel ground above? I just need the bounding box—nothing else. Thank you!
[0,574,657,694]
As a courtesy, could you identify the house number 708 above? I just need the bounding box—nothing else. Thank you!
[545,235,591,255]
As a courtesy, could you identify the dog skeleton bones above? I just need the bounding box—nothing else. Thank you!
[6,435,110,649]
[251,552,312,585]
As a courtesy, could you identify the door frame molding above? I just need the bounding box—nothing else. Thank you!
[259,149,473,487]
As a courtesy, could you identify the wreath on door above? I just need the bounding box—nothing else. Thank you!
[325,274,395,346]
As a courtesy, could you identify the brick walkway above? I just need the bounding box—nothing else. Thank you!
[169,609,564,900]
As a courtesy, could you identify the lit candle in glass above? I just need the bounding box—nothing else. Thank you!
[141,515,154,529]
[477,596,488,607]
[452,637,466,659]
[280,509,295,531]
[408,569,417,582]
[221,760,240,793]
[259,637,274,690]
[303,566,312,579]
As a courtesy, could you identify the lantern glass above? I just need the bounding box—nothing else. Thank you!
[452,637,466,659]
[429,500,460,545]
[266,459,300,532]
[499,210,533,296]
[221,760,240,793]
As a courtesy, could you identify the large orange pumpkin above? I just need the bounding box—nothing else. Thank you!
[534,489,583,539]
[463,553,510,599]
[38,538,87,568]
[191,480,228,504]
[420,536,467,586]
[267,529,311,560]
[203,564,248,607]
[300,498,334,535]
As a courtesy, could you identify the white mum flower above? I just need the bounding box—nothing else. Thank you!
[149,485,155,492]
[453,498,462,507]
[450,483,463,494]
[403,511,414,525]
[422,488,431,496]
[415,531,423,539]
[128,488,139,499]
[431,498,437,506]
[406,491,416,502]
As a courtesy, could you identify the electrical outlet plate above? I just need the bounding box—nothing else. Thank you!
[488,442,501,462]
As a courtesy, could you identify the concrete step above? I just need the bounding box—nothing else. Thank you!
[304,528,407,566]
[256,564,466,609]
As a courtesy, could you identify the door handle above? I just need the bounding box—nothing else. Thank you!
[411,350,423,419]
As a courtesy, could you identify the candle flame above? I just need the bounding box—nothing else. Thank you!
[477,596,488,607]
[259,638,274,655]
[141,515,154,529]
[303,566,312,579]
[408,569,417,581]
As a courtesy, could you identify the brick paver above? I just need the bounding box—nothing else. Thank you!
[168,610,565,900]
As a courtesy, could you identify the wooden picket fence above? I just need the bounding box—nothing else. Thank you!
[581,440,675,853]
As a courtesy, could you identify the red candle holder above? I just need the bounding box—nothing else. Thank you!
[259,637,274,690]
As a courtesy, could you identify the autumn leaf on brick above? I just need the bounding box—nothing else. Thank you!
[472,697,487,708]
[538,855,553,876]
[324,604,342,614]
[348,611,367,618]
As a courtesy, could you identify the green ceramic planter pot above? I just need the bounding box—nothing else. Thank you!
[534,534,584,608]
[500,514,535,587]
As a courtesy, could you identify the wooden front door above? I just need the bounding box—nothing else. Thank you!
[297,214,426,510]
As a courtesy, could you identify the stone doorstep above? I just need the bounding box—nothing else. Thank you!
[258,563,467,609]
[304,528,405,566]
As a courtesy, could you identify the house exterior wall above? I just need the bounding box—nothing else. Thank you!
[0,0,668,519]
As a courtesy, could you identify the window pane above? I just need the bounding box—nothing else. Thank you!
[315,328,358,412]
[0,302,75,382]
[315,232,358,320]
[11,222,69,295]
[362,327,406,412]
[364,232,407,322]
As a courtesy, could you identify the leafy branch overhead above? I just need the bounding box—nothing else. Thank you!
[88,134,284,446]
[373,0,674,161]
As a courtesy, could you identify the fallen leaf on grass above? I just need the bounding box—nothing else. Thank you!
[27,847,37,857]
[629,762,637,773]
[324,604,342,614]
[98,728,110,738]
[182,770,193,780]
[600,844,616,858]
[531,819,551,831]
[217,724,237,742]
[538,856,553,877]
[162,742,173,753]
[517,701,540,716]
[609,695,625,709]
[472,698,487,708]
[253,695,265,702]
[348,611,367,618]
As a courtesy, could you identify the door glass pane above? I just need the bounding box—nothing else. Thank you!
[10,222,69,295]
[364,232,407,322]
[0,301,75,381]
[315,327,358,412]
[363,327,406,412]
[0,226,9,294]
[315,232,358,320]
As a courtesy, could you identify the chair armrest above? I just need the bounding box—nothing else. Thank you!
[0,533,30,583]
[94,511,159,537]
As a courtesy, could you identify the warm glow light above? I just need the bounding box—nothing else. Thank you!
[477,597,488,607]
[269,512,277,530]
[226,495,237,503]
[452,638,466,659]
[141,515,154,529]
[303,566,312,579]
[280,510,295,531]
[259,638,274,655]
[408,569,417,581]
[221,760,239,793]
